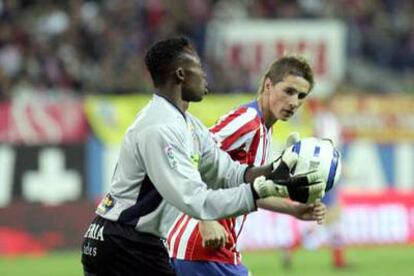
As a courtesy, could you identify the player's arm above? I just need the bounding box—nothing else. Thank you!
[199,122,326,202]
[257,197,326,224]
[138,125,257,220]
[199,121,273,189]
[201,121,300,189]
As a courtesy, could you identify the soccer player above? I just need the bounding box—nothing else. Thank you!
[80,37,326,276]
[313,96,348,269]
[168,56,326,275]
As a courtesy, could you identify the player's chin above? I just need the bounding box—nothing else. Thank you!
[280,112,294,121]
[192,94,204,102]
[279,115,290,121]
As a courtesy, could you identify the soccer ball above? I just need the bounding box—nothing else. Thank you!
[288,137,341,192]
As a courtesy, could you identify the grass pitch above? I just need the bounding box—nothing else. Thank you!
[0,245,413,275]
[243,246,414,276]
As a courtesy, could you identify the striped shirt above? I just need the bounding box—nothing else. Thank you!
[168,100,272,264]
[95,94,257,239]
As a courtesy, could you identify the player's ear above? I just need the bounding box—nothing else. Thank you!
[264,77,273,92]
[175,67,185,82]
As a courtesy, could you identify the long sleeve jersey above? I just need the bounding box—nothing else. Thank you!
[95,94,257,239]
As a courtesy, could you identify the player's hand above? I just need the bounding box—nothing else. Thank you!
[275,170,326,203]
[292,200,326,224]
[270,132,301,179]
[272,150,326,203]
[253,170,325,203]
[286,132,301,148]
[199,221,229,249]
[254,150,326,203]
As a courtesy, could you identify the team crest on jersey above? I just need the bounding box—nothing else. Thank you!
[97,193,115,214]
[165,145,177,168]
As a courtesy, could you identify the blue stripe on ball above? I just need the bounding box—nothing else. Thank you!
[326,149,339,191]
[292,141,301,154]
[313,146,320,157]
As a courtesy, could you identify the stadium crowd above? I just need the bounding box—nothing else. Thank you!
[0,0,412,99]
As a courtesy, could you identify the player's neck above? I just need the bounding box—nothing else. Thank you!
[264,115,277,129]
[156,85,188,113]
[258,95,277,129]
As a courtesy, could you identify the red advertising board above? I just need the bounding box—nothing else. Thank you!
[341,190,414,244]
[0,99,88,144]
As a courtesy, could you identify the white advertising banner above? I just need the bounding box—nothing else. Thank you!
[206,20,346,97]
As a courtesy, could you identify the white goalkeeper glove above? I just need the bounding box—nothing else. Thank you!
[286,132,301,148]
[253,171,325,203]
[253,148,326,203]
[270,132,301,173]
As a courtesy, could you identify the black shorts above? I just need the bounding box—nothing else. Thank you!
[81,216,175,276]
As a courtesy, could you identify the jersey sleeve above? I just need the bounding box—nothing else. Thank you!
[137,125,256,220]
[210,108,260,152]
[198,126,250,190]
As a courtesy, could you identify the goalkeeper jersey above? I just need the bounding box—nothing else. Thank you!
[167,100,272,265]
[95,94,257,239]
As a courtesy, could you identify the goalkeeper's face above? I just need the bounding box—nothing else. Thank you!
[179,52,209,102]
[266,75,310,121]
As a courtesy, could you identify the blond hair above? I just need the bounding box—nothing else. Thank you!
[257,55,314,95]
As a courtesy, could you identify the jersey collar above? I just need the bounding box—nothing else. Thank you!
[243,100,271,131]
[243,100,263,118]
[153,93,187,121]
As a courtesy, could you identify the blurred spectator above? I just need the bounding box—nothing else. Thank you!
[0,0,412,99]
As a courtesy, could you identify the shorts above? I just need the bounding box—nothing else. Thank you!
[81,216,175,276]
[171,259,249,276]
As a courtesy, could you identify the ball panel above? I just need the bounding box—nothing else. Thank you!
[288,137,342,192]
[326,148,340,191]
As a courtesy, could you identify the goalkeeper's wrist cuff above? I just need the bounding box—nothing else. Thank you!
[249,183,259,209]
[243,164,254,183]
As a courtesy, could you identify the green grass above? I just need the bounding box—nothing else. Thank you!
[0,251,82,276]
[243,246,414,276]
[0,246,413,275]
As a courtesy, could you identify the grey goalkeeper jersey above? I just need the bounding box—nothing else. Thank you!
[96,94,256,238]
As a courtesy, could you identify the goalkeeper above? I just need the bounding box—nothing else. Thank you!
[81,37,326,276]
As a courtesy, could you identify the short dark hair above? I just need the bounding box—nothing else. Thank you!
[144,37,194,87]
[258,55,314,95]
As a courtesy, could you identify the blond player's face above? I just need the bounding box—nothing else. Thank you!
[267,75,310,121]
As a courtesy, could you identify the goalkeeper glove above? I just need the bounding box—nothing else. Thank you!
[286,132,301,148]
[254,149,326,203]
[269,132,301,179]
[253,171,325,203]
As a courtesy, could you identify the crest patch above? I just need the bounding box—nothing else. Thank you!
[165,145,177,168]
[97,193,115,214]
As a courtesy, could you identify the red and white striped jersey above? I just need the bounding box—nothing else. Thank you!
[167,100,272,264]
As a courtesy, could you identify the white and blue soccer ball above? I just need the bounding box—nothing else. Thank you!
[288,137,342,192]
